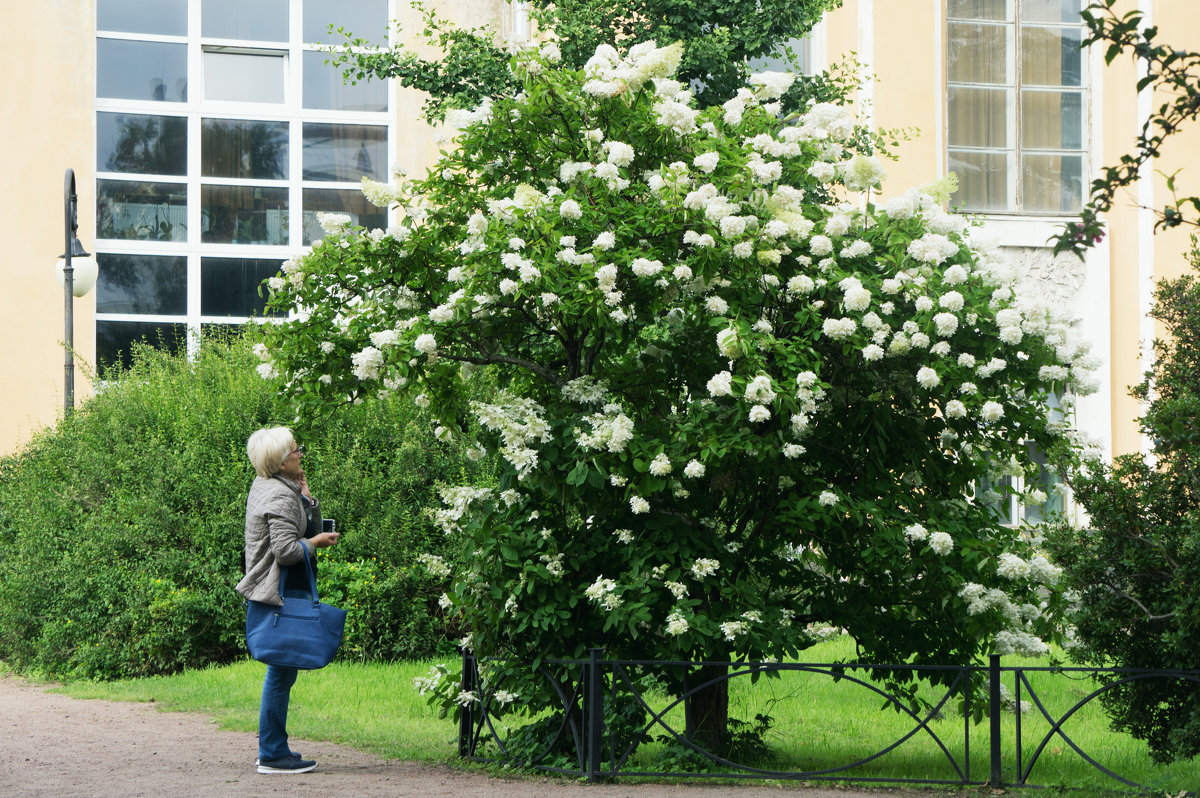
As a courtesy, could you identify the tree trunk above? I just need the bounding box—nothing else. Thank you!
[684,664,729,755]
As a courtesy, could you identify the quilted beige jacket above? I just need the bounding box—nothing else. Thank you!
[235,475,314,606]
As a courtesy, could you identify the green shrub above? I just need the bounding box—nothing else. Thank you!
[0,331,486,680]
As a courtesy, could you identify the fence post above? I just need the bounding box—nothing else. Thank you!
[458,648,474,758]
[989,653,1002,786]
[586,647,604,782]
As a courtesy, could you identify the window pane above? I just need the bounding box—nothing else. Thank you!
[949,149,1010,211]
[97,39,188,102]
[1021,25,1083,86]
[98,113,187,175]
[947,0,1011,20]
[202,119,289,179]
[1022,154,1084,212]
[746,36,809,74]
[98,0,187,35]
[1022,90,1084,149]
[302,123,386,181]
[1022,0,1084,24]
[947,87,1009,148]
[977,475,1015,525]
[201,257,286,317]
[304,0,388,45]
[202,0,288,41]
[947,22,1009,85]
[203,50,285,103]
[96,321,186,373]
[97,180,187,241]
[303,51,387,111]
[201,185,289,244]
[96,254,187,314]
[303,188,387,244]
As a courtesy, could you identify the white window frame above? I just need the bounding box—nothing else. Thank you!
[945,0,1089,216]
[94,0,396,359]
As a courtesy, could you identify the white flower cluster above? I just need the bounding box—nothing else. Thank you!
[582,40,684,99]
[416,553,452,578]
[584,575,621,611]
[431,485,494,535]
[472,394,552,480]
[576,405,635,453]
[690,558,720,579]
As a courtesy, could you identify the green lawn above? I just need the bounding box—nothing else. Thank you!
[53,639,1199,794]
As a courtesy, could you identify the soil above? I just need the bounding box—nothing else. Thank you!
[0,674,972,798]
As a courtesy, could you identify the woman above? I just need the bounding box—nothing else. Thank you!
[236,427,339,774]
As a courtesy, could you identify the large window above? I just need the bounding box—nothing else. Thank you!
[94,0,392,370]
[947,0,1087,213]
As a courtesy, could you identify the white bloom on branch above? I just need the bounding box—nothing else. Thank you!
[559,199,583,219]
[351,347,384,380]
[981,401,1005,423]
[665,611,689,636]
[716,328,741,359]
[904,523,929,542]
[693,151,720,173]
[683,459,706,478]
[945,399,967,419]
[630,495,650,514]
[748,405,771,423]
[744,375,777,403]
[822,317,857,340]
[818,490,838,507]
[940,291,965,312]
[416,553,452,578]
[706,296,729,315]
[916,366,940,389]
[748,70,795,99]
[928,531,954,555]
[720,620,749,641]
[414,334,438,355]
[708,373,735,399]
[592,231,616,250]
[690,558,720,579]
[603,141,635,166]
[649,453,672,476]
[632,258,664,277]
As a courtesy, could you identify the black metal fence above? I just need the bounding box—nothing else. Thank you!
[456,650,1200,791]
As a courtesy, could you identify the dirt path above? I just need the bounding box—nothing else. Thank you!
[0,674,968,798]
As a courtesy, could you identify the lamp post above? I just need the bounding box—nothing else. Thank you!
[56,168,97,417]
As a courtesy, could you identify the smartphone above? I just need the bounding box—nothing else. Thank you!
[322,518,336,534]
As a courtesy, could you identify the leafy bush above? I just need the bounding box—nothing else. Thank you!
[1048,250,1200,763]
[0,332,484,679]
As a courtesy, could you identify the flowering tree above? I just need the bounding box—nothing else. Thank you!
[327,0,842,120]
[259,41,1092,745]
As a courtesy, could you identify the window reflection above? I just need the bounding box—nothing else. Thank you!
[303,188,387,244]
[303,51,387,111]
[97,180,187,241]
[98,113,187,176]
[202,186,289,245]
[97,39,187,102]
[203,50,286,103]
[201,258,287,317]
[303,123,386,181]
[97,254,187,315]
[303,0,388,45]
[96,321,187,373]
[98,0,187,36]
[202,0,288,41]
[202,119,289,179]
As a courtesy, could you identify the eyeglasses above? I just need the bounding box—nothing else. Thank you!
[289,445,304,457]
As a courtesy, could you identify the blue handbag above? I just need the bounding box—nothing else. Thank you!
[245,546,347,670]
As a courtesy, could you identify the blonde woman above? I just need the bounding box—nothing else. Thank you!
[237,427,339,774]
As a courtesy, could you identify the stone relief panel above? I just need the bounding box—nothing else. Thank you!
[1000,246,1089,318]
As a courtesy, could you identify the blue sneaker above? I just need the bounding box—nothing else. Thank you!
[257,755,316,774]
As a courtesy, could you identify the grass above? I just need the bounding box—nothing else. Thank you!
[51,641,1200,794]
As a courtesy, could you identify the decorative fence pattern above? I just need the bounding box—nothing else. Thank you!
[457,650,1200,791]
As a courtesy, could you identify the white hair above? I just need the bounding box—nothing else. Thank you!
[246,427,294,478]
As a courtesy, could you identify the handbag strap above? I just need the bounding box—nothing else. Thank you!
[276,544,320,603]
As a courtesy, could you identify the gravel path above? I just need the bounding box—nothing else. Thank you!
[0,674,969,798]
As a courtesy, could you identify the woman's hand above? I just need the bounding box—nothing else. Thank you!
[310,531,339,548]
[298,473,313,501]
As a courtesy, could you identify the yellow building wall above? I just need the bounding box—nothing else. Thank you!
[0,2,96,455]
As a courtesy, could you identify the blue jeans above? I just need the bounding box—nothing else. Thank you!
[257,587,308,761]
[258,663,298,761]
